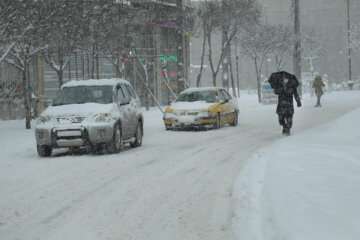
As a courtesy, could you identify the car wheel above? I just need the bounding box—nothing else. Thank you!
[107,123,123,153]
[213,113,221,129]
[130,122,143,148]
[230,111,238,126]
[37,145,52,157]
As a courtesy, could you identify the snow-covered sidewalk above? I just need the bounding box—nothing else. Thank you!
[233,107,360,240]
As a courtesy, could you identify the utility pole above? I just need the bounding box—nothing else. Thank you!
[176,0,185,93]
[293,0,302,95]
[235,37,240,97]
[221,0,230,90]
[35,55,45,116]
[221,31,230,90]
[346,0,352,84]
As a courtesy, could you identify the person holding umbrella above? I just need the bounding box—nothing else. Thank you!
[268,71,302,135]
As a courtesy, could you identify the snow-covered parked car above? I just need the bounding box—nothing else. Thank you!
[163,87,239,130]
[35,79,143,157]
[261,81,277,104]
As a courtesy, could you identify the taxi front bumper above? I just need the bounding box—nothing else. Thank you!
[163,116,217,130]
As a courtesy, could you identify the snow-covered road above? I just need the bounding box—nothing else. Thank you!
[0,91,359,240]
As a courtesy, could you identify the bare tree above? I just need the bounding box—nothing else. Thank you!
[99,3,146,79]
[272,26,294,71]
[195,8,208,87]
[302,30,326,76]
[43,0,89,87]
[197,0,259,87]
[81,0,132,80]
[2,0,53,129]
[0,2,33,63]
[221,0,260,96]
[241,24,281,103]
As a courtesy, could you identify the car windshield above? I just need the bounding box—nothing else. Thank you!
[53,86,113,106]
[176,90,218,103]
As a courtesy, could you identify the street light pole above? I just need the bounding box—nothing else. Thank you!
[176,0,185,93]
[293,0,302,96]
[346,0,352,84]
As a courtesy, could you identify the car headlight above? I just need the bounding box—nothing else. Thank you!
[93,113,113,122]
[36,115,51,124]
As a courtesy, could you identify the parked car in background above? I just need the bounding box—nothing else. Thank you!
[35,79,143,157]
[163,87,239,130]
[261,81,277,104]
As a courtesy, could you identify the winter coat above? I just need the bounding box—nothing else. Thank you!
[269,71,301,116]
[275,85,301,116]
[313,76,325,96]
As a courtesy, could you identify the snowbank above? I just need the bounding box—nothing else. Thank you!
[233,107,360,240]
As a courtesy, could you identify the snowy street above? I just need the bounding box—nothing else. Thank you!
[0,91,360,240]
[233,92,360,240]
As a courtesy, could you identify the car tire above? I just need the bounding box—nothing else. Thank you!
[107,123,123,153]
[37,145,52,157]
[230,111,238,126]
[130,122,143,148]
[213,113,221,129]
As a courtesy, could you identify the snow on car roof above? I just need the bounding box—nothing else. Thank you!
[181,87,224,94]
[61,79,130,89]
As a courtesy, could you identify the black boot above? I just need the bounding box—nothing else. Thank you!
[283,127,290,136]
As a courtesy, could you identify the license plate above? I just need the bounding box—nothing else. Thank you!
[57,130,82,137]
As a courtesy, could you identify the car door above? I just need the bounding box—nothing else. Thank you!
[116,85,131,139]
[219,89,234,123]
[122,83,138,135]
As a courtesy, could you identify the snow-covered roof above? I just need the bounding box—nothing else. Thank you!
[181,87,225,94]
[61,79,130,89]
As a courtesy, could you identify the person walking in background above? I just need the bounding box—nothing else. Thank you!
[269,71,302,136]
[313,75,325,107]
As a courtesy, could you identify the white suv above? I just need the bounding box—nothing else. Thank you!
[35,79,143,157]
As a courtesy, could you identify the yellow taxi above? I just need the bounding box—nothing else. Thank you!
[163,87,239,130]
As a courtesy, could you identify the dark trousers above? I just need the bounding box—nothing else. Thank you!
[316,95,322,107]
[278,114,293,130]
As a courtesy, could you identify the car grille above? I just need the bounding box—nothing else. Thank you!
[187,112,199,116]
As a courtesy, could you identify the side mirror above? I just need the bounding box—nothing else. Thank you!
[220,99,229,104]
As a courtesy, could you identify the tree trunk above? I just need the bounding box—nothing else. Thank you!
[113,62,121,78]
[87,53,91,79]
[236,55,240,97]
[91,47,95,79]
[254,57,262,103]
[68,57,71,81]
[229,48,237,98]
[293,0,302,96]
[57,69,64,88]
[212,73,217,87]
[96,52,100,79]
[23,61,31,129]
[196,24,207,87]
[75,51,78,80]
[221,30,230,90]
[235,38,240,97]
[207,31,217,87]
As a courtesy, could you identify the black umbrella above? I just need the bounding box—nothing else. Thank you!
[268,71,299,90]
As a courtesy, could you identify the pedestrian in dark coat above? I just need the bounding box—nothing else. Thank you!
[313,75,325,107]
[269,71,302,135]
